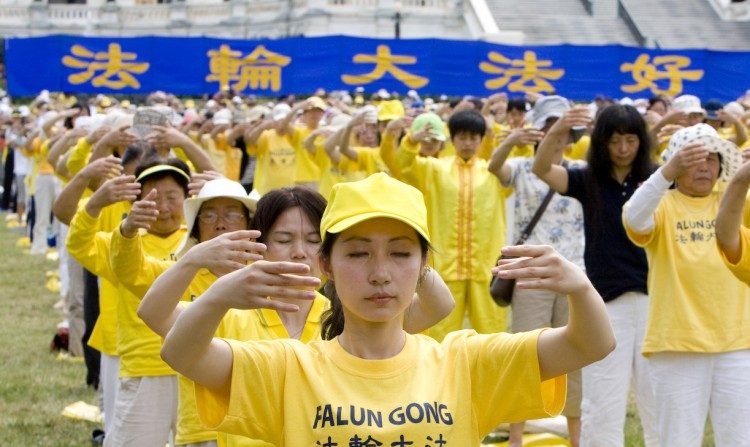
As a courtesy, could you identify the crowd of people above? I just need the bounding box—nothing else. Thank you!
[2,85,750,447]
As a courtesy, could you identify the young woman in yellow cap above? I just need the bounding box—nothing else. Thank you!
[160,172,615,446]
[129,181,453,447]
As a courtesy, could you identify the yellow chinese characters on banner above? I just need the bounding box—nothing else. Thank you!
[205,44,291,92]
[479,50,564,93]
[620,54,704,96]
[62,43,150,89]
[341,45,429,89]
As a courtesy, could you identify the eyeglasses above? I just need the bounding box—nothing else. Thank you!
[197,210,246,224]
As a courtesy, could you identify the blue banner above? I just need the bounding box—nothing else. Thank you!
[5,35,750,101]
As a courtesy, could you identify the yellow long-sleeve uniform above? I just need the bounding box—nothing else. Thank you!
[68,206,185,377]
[65,138,92,177]
[66,200,129,355]
[396,143,509,341]
[109,228,328,446]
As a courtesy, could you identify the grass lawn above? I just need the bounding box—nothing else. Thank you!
[0,215,98,446]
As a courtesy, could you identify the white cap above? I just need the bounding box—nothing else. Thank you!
[175,178,258,258]
[272,103,292,121]
[213,108,233,126]
[673,95,705,115]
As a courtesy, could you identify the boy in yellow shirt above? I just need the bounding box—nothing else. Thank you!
[397,110,510,340]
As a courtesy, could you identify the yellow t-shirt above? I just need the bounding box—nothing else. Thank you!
[396,147,509,282]
[312,140,342,201]
[202,132,243,181]
[176,283,329,446]
[624,191,750,354]
[292,126,322,184]
[248,129,298,195]
[339,147,389,183]
[195,329,563,446]
[565,135,590,161]
[214,294,330,447]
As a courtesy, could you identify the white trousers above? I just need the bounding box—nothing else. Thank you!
[650,350,750,447]
[30,173,55,254]
[104,375,177,447]
[101,354,120,436]
[580,292,659,447]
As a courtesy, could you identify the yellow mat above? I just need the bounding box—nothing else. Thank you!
[482,433,570,446]
[61,401,102,424]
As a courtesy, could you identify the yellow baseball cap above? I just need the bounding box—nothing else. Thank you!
[377,99,405,122]
[320,173,430,243]
[304,96,327,111]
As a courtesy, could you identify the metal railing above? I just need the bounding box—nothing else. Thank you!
[617,0,659,47]
[579,0,593,15]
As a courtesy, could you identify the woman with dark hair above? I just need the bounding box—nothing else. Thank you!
[135,183,454,447]
[158,173,614,446]
[532,104,659,447]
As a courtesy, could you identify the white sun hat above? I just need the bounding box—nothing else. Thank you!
[661,123,742,182]
[175,178,258,258]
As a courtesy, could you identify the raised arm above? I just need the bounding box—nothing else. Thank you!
[624,143,706,234]
[717,160,750,263]
[53,156,123,225]
[303,127,334,155]
[243,120,274,149]
[66,175,141,283]
[278,100,308,136]
[138,230,265,337]
[324,128,344,165]
[379,117,412,180]
[161,260,320,390]
[493,245,615,381]
[47,129,86,173]
[720,109,748,148]
[532,107,591,193]
[90,126,134,163]
[488,128,544,185]
[402,267,455,333]
[148,125,215,173]
[649,109,686,150]
[338,113,366,162]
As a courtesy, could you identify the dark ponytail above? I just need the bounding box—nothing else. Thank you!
[320,279,346,340]
[319,233,344,340]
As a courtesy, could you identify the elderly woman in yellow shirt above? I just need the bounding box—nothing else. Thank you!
[67,160,191,447]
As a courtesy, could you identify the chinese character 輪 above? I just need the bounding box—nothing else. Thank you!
[205,44,291,93]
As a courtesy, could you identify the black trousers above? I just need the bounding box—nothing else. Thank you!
[1,149,15,210]
[82,268,101,389]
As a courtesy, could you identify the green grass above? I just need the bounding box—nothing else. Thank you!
[0,215,98,446]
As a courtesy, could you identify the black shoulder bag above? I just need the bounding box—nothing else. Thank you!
[489,188,556,307]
